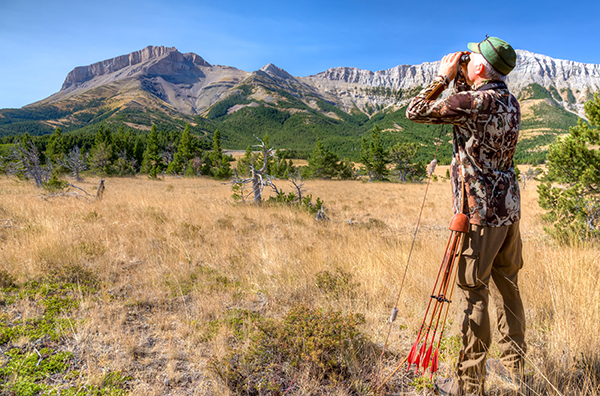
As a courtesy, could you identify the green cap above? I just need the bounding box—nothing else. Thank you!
[467,36,516,76]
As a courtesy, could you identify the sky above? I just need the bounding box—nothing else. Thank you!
[1,0,599,109]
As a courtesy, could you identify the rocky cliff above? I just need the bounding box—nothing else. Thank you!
[301,50,600,117]
[62,46,182,90]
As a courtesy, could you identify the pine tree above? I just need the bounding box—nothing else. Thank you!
[89,141,113,174]
[389,142,425,182]
[360,126,390,181]
[89,125,116,174]
[538,94,600,243]
[208,130,232,179]
[270,149,295,179]
[306,138,341,179]
[133,137,145,170]
[167,124,195,175]
[236,146,255,178]
[94,125,106,148]
[141,125,164,178]
[45,128,67,164]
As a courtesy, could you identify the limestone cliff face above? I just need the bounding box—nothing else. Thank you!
[300,62,440,112]
[61,46,188,90]
[509,50,600,92]
[507,50,600,114]
[300,50,600,116]
[307,62,439,90]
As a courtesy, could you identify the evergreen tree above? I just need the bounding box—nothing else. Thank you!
[208,130,232,179]
[141,125,164,178]
[306,138,341,179]
[112,126,129,157]
[360,126,390,181]
[89,125,116,174]
[270,149,295,179]
[389,142,425,182]
[89,141,113,174]
[236,146,255,178]
[89,125,119,175]
[45,128,67,164]
[167,124,195,175]
[337,159,355,180]
[178,124,194,162]
[94,125,106,148]
[133,137,145,170]
[538,94,600,243]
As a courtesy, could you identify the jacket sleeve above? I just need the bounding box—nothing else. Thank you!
[406,77,474,125]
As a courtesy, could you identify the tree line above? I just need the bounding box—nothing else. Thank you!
[0,124,234,181]
[0,124,427,184]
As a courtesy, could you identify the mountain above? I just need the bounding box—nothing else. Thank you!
[1,46,598,163]
[40,46,250,115]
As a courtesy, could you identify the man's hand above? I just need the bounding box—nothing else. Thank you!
[438,52,464,82]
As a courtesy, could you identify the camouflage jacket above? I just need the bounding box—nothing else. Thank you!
[406,76,521,227]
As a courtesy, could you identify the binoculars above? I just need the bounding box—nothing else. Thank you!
[459,53,471,66]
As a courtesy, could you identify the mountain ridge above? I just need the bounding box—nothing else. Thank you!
[32,45,600,119]
[1,45,596,164]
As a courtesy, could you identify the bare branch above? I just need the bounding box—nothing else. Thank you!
[67,183,94,198]
[8,141,53,188]
[289,172,305,202]
[40,180,105,202]
[58,146,88,181]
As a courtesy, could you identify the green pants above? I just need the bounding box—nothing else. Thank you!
[455,220,527,394]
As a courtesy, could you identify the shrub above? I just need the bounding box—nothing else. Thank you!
[209,305,376,394]
[315,269,360,298]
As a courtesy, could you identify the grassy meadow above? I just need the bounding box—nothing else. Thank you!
[0,174,598,395]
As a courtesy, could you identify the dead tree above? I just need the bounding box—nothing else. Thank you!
[58,146,88,181]
[7,141,53,188]
[40,179,106,202]
[231,137,278,204]
[288,170,305,202]
[96,179,105,200]
[250,137,277,203]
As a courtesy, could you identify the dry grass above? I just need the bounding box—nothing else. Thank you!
[0,175,598,395]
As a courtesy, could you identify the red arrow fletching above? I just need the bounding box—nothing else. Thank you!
[406,339,419,372]
[422,344,433,370]
[414,341,427,371]
[430,348,439,375]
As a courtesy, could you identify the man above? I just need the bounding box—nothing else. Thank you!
[406,37,526,396]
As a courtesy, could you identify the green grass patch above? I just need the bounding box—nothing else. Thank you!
[0,347,72,396]
[0,279,95,344]
[0,279,131,395]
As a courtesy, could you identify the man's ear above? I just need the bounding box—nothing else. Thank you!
[475,62,485,77]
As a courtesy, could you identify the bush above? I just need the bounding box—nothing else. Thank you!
[42,173,68,192]
[265,191,324,215]
[209,305,376,395]
[315,269,360,298]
